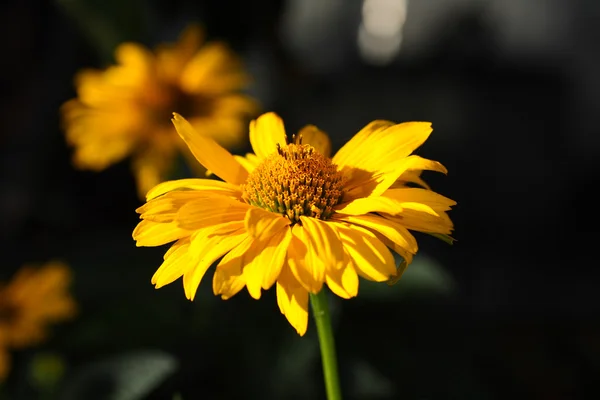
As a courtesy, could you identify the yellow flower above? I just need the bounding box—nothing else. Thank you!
[133,112,455,336]
[61,25,258,197]
[0,262,77,380]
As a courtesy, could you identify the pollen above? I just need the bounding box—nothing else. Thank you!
[242,142,345,224]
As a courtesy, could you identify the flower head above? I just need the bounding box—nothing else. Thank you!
[133,112,455,335]
[61,25,258,197]
[0,262,77,380]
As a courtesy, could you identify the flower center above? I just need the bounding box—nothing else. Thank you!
[242,142,345,224]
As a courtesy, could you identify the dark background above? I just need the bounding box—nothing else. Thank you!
[1,0,599,399]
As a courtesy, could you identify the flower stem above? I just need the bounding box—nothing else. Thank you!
[310,290,342,400]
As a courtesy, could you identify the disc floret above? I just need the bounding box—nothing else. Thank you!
[242,142,344,224]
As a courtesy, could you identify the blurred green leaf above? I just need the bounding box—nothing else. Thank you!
[360,253,456,301]
[349,360,394,399]
[56,0,148,62]
[59,350,177,400]
[270,334,320,399]
[29,352,67,394]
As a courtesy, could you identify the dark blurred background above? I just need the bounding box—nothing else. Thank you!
[2,0,600,399]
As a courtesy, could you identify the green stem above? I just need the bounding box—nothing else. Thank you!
[310,290,342,400]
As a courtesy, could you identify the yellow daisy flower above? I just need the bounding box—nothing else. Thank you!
[0,262,77,380]
[61,25,258,197]
[133,112,455,336]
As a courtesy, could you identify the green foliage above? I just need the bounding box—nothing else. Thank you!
[59,350,177,400]
[56,0,149,63]
[360,253,456,301]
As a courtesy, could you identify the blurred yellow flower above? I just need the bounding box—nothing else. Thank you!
[0,262,76,380]
[61,25,258,197]
[133,112,455,336]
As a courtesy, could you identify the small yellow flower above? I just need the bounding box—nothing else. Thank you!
[133,112,455,336]
[0,262,77,380]
[61,25,258,197]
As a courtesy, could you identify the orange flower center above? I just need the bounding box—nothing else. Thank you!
[242,142,345,224]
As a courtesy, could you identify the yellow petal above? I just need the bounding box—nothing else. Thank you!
[336,187,455,217]
[133,220,190,247]
[183,227,248,301]
[249,112,287,160]
[233,153,262,174]
[242,227,292,299]
[384,210,454,235]
[336,224,396,281]
[146,178,241,201]
[335,196,401,216]
[245,207,291,241]
[386,188,456,210]
[398,155,448,175]
[392,170,431,190]
[156,25,203,82]
[333,121,433,199]
[276,264,309,336]
[136,191,203,223]
[213,236,253,299]
[287,225,323,293]
[179,42,248,95]
[172,113,248,185]
[325,259,359,299]
[151,239,192,288]
[296,125,331,158]
[299,216,345,270]
[334,214,418,255]
[176,195,251,230]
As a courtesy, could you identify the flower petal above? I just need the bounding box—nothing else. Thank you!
[213,236,253,299]
[146,178,241,201]
[172,113,248,185]
[287,225,324,293]
[335,196,401,216]
[335,223,396,281]
[245,207,291,241]
[334,214,418,255]
[179,42,249,95]
[183,227,248,301]
[176,195,251,230]
[333,121,433,199]
[392,170,431,190]
[136,191,203,223]
[151,239,192,288]
[249,112,287,160]
[299,216,345,270]
[325,259,359,299]
[243,227,293,299]
[133,220,190,247]
[297,125,331,158]
[336,187,456,218]
[276,264,309,336]
[233,153,262,174]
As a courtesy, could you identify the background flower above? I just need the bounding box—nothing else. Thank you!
[61,25,259,197]
[0,262,77,381]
